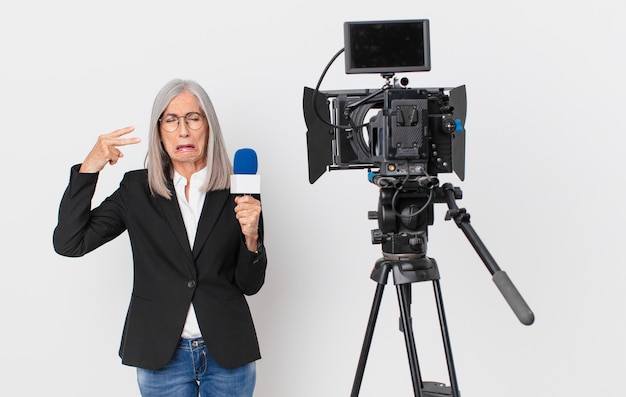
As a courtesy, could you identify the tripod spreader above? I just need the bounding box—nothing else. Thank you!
[441,183,535,326]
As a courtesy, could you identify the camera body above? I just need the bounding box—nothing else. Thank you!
[338,85,465,179]
[304,84,466,184]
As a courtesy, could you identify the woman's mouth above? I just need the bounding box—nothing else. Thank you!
[176,144,196,152]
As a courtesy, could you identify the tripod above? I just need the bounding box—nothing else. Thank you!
[350,182,534,397]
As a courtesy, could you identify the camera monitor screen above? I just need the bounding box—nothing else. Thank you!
[344,19,431,74]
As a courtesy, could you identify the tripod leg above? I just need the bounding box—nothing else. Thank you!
[351,282,386,397]
[432,280,460,397]
[397,283,424,397]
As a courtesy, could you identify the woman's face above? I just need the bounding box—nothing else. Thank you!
[159,91,209,174]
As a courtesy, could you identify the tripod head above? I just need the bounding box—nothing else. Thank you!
[368,176,534,325]
[368,175,461,259]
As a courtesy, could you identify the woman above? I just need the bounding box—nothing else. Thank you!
[53,79,267,397]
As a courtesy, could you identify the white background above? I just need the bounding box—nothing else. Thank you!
[1,1,624,396]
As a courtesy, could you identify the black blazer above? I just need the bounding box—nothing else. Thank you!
[53,165,267,370]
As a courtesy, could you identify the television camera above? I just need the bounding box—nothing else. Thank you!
[302,19,533,397]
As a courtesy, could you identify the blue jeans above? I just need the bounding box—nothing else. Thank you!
[136,338,256,397]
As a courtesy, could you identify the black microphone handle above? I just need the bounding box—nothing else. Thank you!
[492,271,535,325]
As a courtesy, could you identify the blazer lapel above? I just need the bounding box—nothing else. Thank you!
[158,189,195,265]
[192,189,230,259]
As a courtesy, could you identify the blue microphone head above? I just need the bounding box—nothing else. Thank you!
[233,148,258,175]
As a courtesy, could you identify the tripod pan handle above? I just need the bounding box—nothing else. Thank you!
[492,271,535,325]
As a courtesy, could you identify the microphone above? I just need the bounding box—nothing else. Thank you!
[230,148,260,195]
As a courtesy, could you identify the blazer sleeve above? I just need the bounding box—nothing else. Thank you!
[53,164,127,257]
[235,229,267,295]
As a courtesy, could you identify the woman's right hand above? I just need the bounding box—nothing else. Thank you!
[79,126,141,173]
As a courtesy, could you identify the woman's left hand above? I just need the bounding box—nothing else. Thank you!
[234,195,261,252]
